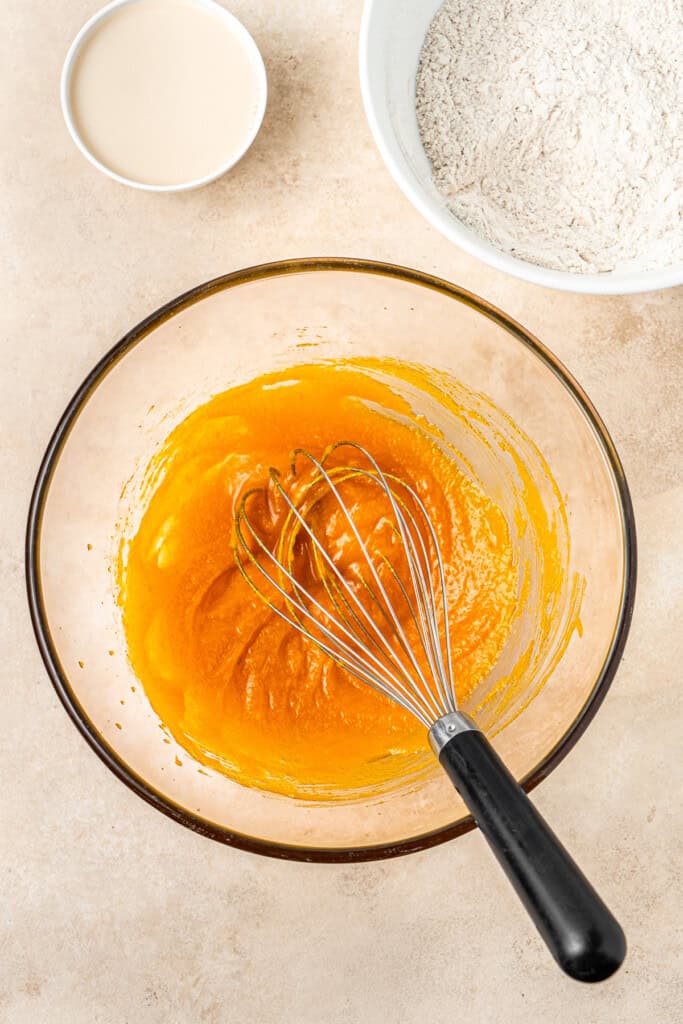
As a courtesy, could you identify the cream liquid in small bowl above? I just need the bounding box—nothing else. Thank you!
[63,0,267,190]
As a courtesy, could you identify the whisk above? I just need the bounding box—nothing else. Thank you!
[235,441,625,982]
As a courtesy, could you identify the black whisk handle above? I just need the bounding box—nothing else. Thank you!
[436,725,626,982]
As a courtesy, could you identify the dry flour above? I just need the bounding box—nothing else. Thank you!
[416,0,683,274]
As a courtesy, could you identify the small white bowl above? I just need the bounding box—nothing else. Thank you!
[359,0,683,295]
[61,0,267,193]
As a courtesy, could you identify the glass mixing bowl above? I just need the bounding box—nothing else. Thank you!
[26,259,636,861]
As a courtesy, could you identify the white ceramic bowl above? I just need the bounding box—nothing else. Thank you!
[359,0,683,295]
[61,0,267,193]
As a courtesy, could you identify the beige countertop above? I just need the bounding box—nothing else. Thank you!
[2,1,682,1021]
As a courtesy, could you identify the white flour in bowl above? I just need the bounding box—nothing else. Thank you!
[415,0,683,274]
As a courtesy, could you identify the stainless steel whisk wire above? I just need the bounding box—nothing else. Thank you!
[235,441,456,727]
[234,440,625,983]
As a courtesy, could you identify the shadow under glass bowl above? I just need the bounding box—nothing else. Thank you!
[26,259,636,861]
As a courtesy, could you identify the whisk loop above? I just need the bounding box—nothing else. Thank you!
[235,441,458,728]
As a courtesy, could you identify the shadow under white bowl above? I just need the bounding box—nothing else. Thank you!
[61,0,267,193]
[359,0,683,295]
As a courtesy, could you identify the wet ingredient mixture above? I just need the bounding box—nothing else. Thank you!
[118,364,518,798]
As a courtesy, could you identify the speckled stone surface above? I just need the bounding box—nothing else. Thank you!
[1,2,682,1021]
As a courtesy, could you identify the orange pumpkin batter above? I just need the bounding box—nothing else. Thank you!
[118,363,518,797]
